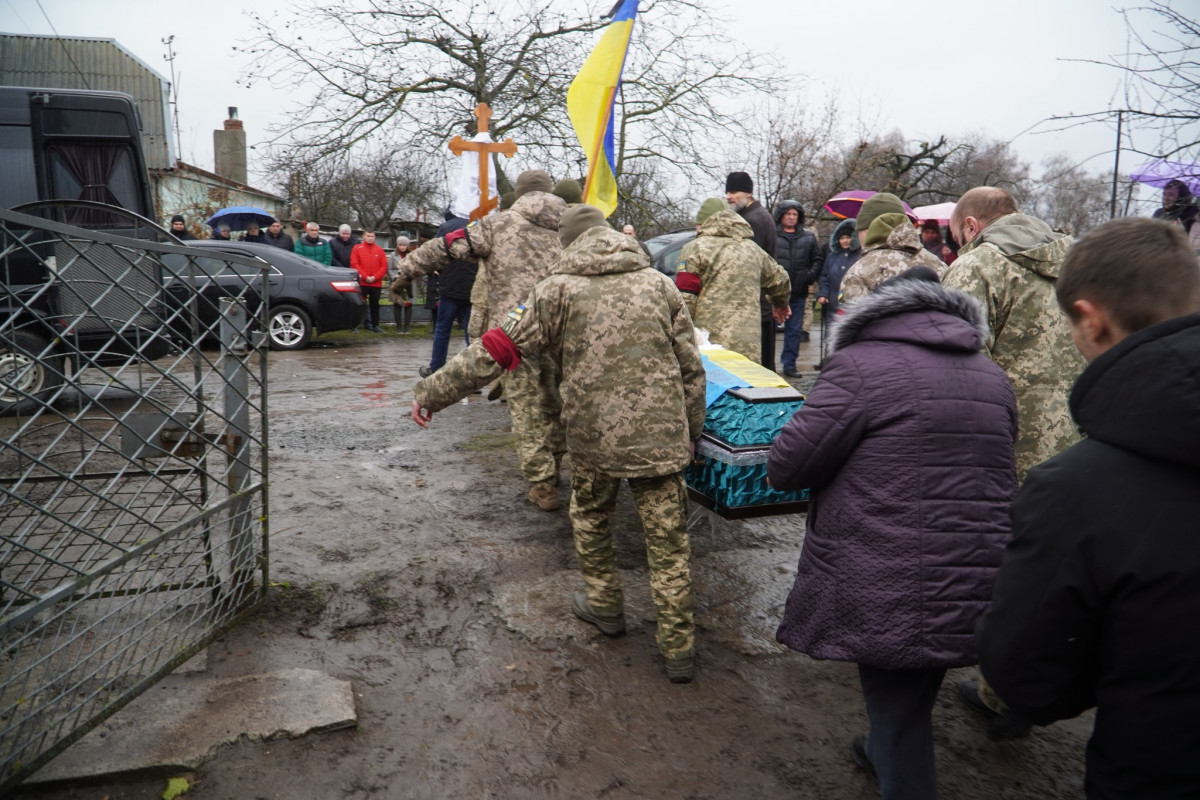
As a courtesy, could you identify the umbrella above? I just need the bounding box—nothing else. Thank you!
[1129,159,1200,195]
[206,206,277,231]
[911,202,957,224]
[824,190,918,223]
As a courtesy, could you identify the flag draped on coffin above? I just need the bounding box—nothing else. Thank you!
[567,0,638,218]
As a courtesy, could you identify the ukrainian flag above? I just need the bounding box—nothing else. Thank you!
[567,0,638,218]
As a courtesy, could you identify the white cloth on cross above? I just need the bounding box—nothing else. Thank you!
[449,132,502,220]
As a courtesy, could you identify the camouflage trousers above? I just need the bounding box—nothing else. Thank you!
[501,352,565,484]
[569,467,694,661]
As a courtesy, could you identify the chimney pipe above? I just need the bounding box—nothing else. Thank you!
[214,108,247,185]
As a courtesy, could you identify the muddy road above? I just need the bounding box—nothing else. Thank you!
[16,328,1091,799]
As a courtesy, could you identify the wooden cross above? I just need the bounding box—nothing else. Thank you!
[449,103,518,221]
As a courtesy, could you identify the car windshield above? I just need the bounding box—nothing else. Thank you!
[644,231,691,255]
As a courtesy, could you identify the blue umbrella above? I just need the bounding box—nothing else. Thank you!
[206,206,277,230]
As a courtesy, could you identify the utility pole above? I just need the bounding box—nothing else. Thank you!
[1109,110,1123,220]
[162,35,182,163]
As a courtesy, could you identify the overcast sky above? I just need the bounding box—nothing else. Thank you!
[2,0,1164,202]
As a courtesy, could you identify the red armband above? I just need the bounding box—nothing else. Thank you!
[442,227,468,257]
[675,271,702,295]
[481,328,522,371]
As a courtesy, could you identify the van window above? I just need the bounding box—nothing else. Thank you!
[0,124,37,209]
[45,142,143,226]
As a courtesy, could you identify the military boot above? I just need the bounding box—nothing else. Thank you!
[571,592,625,637]
[665,656,694,684]
[527,479,560,511]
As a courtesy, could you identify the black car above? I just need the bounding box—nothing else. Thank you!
[160,240,364,350]
[643,228,696,278]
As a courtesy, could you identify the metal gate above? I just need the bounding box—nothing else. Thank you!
[0,207,269,790]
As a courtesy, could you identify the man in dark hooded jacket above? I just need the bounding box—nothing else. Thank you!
[978,217,1200,800]
[773,199,822,377]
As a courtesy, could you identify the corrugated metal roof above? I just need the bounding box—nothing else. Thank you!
[0,33,174,169]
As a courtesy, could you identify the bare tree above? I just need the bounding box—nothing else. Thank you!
[613,0,771,205]
[266,147,440,229]
[270,150,355,225]
[1032,154,1113,235]
[925,134,1034,207]
[614,159,694,236]
[245,0,769,194]
[1046,1,1200,162]
[346,150,442,231]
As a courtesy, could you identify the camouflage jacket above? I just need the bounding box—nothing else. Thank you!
[840,220,945,304]
[941,213,1085,481]
[675,210,791,361]
[413,227,706,478]
[400,192,566,332]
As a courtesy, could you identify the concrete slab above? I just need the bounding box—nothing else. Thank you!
[28,667,356,784]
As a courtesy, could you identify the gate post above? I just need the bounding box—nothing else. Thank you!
[218,297,255,602]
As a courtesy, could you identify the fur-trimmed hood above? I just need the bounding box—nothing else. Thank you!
[830,278,988,354]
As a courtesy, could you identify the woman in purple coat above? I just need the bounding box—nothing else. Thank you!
[767,268,1017,800]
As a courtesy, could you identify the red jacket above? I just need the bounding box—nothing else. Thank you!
[351,242,388,287]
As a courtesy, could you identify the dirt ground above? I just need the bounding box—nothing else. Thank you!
[14,325,1093,800]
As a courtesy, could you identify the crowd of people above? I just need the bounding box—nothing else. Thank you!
[169,171,1199,798]
[393,166,1199,800]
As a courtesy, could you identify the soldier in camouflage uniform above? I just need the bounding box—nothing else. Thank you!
[396,170,567,511]
[410,205,707,683]
[840,192,945,304]
[943,187,1086,740]
[674,203,791,362]
[942,187,1085,483]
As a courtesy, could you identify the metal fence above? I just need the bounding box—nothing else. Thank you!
[0,207,269,791]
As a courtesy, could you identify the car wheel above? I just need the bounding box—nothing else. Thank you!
[267,305,312,351]
[1,330,65,415]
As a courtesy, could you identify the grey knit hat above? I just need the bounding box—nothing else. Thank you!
[514,170,553,198]
[559,204,610,247]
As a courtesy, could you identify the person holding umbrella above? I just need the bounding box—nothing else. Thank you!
[243,220,268,244]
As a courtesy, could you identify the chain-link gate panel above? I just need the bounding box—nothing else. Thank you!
[0,207,270,790]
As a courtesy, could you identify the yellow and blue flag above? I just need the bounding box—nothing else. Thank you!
[566,0,638,218]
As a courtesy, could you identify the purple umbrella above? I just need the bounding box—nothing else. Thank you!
[1129,159,1200,195]
[824,190,918,222]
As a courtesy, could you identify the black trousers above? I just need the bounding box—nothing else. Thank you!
[362,285,381,327]
[760,318,776,370]
[858,663,947,800]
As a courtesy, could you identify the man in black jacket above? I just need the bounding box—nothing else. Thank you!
[329,224,359,270]
[420,210,478,377]
[773,199,822,376]
[977,217,1200,799]
[726,171,779,369]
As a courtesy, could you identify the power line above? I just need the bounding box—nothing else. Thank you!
[34,0,90,89]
